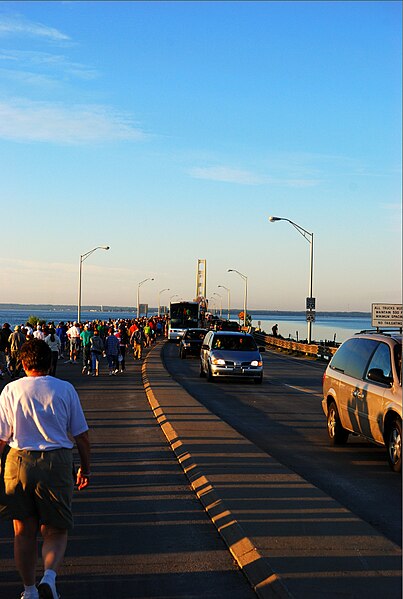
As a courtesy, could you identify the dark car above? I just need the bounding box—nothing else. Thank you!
[179,328,208,359]
[215,320,241,332]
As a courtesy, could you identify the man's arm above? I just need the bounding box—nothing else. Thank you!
[74,430,91,490]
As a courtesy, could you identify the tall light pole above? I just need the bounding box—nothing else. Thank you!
[218,285,231,320]
[137,277,154,319]
[78,246,110,323]
[170,293,179,302]
[212,292,223,318]
[158,288,170,317]
[228,269,248,328]
[269,216,314,343]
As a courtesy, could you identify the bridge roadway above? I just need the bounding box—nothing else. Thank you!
[0,340,401,598]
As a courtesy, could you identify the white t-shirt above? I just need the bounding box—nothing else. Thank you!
[0,376,88,450]
[67,326,80,339]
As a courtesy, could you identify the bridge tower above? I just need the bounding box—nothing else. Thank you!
[195,259,207,302]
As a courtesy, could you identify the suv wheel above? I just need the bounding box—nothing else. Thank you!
[386,418,402,473]
[327,401,349,445]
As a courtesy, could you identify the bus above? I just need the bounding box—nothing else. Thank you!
[168,301,200,341]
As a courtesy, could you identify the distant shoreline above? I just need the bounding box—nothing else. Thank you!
[0,303,371,317]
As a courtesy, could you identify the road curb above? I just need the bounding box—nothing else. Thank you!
[142,343,294,599]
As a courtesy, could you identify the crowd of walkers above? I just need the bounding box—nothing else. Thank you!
[0,315,169,380]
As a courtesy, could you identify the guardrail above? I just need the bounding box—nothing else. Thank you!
[253,331,339,360]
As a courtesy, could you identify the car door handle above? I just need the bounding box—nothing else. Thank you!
[352,390,365,400]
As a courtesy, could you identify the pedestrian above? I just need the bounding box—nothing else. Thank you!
[116,324,129,373]
[130,326,144,360]
[66,322,81,364]
[0,339,91,599]
[55,323,67,359]
[80,324,93,375]
[143,322,151,347]
[44,327,61,377]
[33,324,45,341]
[89,329,104,376]
[0,322,12,379]
[104,327,120,375]
[8,325,26,379]
[272,324,279,337]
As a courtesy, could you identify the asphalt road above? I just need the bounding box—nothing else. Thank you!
[163,343,402,548]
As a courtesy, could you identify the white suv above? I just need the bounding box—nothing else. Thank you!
[322,330,402,472]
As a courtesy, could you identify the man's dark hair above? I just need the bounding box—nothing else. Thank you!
[20,339,52,372]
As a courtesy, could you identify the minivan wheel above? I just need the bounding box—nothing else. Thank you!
[327,401,349,445]
[386,418,402,473]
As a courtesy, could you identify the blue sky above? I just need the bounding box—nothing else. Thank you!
[0,1,401,311]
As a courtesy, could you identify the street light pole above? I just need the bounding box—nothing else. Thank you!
[158,288,170,317]
[269,216,314,343]
[212,292,223,318]
[77,246,110,323]
[228,269,248,328]
[137,277,154,319]
[218,285,231,320]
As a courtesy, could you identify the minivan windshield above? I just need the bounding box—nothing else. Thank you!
[212,335,257,351]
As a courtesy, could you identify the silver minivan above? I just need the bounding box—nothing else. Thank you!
[200,331,264,383]
[322,331,402,472]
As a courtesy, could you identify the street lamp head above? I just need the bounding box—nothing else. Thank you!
[227,268,233,272]
[268,216,281,222]
[102,246,110,250]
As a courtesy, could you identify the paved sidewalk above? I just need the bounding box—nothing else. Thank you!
[143,342,402,599]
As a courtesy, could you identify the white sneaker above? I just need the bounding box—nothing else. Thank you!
[37,579,60,599]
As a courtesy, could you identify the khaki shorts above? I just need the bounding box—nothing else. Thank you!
[0,447,74,530]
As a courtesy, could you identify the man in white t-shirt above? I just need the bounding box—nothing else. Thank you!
[66,322,81,364]
[0,339,91,599]
[33,325,45,341]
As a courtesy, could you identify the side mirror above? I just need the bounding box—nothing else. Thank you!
[201,344,209,350]
[367,368,392,386]
[259,346,266,352]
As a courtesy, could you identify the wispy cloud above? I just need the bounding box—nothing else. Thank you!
[189,166,266,185]
[0,16,70,41]
[0,49,98,79]
[0,98,148,144]
[188,164,322,188]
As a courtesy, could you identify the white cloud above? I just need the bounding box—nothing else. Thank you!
[0,49,98,79]
[0,16,70,41]
[0,98,148,144]
[188,164,322,188]
[189,166,266,185]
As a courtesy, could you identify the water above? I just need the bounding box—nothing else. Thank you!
[251,313,372,344]
[0,308,372,344]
